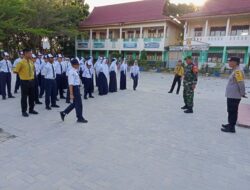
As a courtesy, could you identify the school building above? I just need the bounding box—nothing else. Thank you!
[76,0,182,63]
[180,0,250,66]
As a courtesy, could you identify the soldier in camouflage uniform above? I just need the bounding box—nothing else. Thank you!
[181,56,198,113]
[221,57,246,133]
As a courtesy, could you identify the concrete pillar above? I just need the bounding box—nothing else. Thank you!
[106,28,109,39]
[184,21,188,40]
[90,29,93,56]
[222,46,227,64]
[120,28,122,39]
[140,27,143,38]
[204,20,209,37]
[226,18,230,36]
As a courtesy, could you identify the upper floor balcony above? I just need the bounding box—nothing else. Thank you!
[183,17,250,47]
[76,37,166,51]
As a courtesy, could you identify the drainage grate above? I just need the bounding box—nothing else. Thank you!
[0,128,16,143]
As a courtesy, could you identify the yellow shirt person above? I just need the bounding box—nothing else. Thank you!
[174,64,184,77]
[169,60,184,94]
[14,58,35,80]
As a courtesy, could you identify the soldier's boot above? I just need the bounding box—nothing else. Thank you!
[181,105,188,110]
[184,107,193,114]
[221,125,235,133]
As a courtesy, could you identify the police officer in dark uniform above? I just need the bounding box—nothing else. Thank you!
[221,57,246,133]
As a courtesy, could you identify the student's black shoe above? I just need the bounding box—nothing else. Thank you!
[222,124,230,129]
[9,96,15,98]
[2,97,6,100]
[22,112,29,117]
[84,97,88,100]
[35,101,43,105]
[89,96,94,98]
[77,118,88,123]
[221,127,236,133]
[66,100,70,104]
[176,92,179,95]
[184,109,193,114]
[168,91,173,93]
[56,98,59,101]
[46,106,52,110]
[181,105,188,110]
[51,105,60,108]
[14,91,18,94]
[29,110,39,115]
[60,96,66,99]
[60,112,66,121]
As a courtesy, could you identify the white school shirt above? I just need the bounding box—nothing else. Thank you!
[94,59,102,76]
[65,61,72,76]
[130,65,140,77]
[0,59,12,73]
[99,63,109,80]
[44,62,56,79]
[54,61,65,75]
[82,65,92,79]
[13,58,22,68]
[38,59,47,76]
[120,63,127,74]
[68,68,80,86]
[109,60,118,73]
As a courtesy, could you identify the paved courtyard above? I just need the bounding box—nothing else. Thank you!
[0,72,250,190]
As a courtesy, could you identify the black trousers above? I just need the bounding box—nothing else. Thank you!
[20,80,35,113]
[83,77,92,97]
[170,75,182,94]
[45,79,57,107]
[120,71,126,90]
[39,75,45,97]
[63,86,83,120]
[98,73,108,95]
[109,71,117,92]
[56,74,64,98]
[131,74,138,90]
[14,74,20,92]
[227,98,241,127]
[34,75,40,102]
[0,72,12,98]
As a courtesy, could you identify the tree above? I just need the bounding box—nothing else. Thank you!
[163,0,199,17]
[0,0,89,57]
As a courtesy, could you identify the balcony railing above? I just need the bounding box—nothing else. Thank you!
[187,35,250,47]
[76,38,165,51]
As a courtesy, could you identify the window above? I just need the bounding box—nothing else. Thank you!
[231,25,249,36]
[194,27,203,37]
[148,29,157,38]
[210,26,226,36]
[207,53,223,63]
[92,32,96,40]
[135,30,140,38]
[128,31,134,39]
[100,32,106,40]
[158,29,164,38]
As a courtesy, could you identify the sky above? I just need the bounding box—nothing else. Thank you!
[85,0,207,11]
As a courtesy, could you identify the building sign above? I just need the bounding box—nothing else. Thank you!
[123,42,137,48]
[77,42,88,49]
[144,42,160,49]
[94,42,105,48]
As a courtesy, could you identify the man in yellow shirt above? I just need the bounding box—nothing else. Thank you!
[168,60,184,94]
[14,48,38,117]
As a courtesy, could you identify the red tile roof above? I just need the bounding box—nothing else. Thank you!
[182,0,250,19]
[80,0,168,28]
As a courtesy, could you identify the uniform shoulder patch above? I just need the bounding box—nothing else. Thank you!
[234,70,244,82]
[192,65,198,73]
